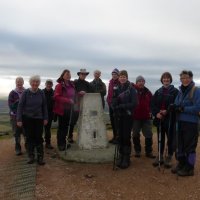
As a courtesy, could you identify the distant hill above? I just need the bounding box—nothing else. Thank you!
[0,99,9,114]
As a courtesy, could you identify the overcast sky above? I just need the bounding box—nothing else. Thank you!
[0,0,200,96]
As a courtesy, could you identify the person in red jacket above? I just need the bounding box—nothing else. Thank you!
[132,76,155,158]
[53,69,78,151]
[106,68,120,144]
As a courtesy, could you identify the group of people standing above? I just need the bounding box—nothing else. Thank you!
[108,69,200,176]
[8,68,200,177]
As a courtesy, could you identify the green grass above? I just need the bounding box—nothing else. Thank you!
[0,113,12,140]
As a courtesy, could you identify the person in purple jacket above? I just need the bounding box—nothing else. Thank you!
[17,75,48,165]
[8,77,26,155]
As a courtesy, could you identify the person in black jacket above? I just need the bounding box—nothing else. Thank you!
[111,70,138,169]
[72,68,92,143]
[90,70,107,109]
[151,72,178,168]
[43,79,54,149]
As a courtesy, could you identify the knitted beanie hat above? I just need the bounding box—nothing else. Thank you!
[119,70,128,78]
[111,68,119,75]
[136,75,145,83]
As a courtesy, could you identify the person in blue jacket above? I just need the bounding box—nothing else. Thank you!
[171,70,200,176]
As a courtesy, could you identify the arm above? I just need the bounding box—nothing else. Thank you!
[54,84,73,104]
[16,90,26,126]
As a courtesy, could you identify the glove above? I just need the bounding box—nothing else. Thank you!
[168,104,184,113]
[175,106,184,113]
[116,104,126,110]
[168,104,176,112]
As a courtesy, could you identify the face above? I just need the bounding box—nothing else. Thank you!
[45,82,53,90]
[79,73,87,80]
[112,73,118,80]
[63,72,71,81]
[180,74,192,86]
[162,76,171,87]
[94,72,101,79]
[30,80,40,91]
[136,80,145,88]
[16,79,24,89]
[119,75,128,84]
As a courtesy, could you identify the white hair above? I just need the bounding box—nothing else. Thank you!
[15,76,24,83]
[29,75,41,84]
[94,70,101,74]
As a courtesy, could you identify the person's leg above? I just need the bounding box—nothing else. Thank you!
[68,111,79,143]
[23,116,35,164]
[15,120,23,155]
[142,120,155,158]
[57,114,68,150]
[132,120,142,157]
[35,119,45,165]
[109,106,118,143]
[119,116,132,169]
[164,119,174,168]
[44,118,53,149]
[177,122,198,176]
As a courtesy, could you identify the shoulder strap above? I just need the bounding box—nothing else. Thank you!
[189,85,197,101]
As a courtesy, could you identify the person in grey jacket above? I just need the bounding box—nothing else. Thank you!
[90,70,107,109]
[17,75,48,165]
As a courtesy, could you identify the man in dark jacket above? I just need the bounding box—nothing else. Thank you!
[43,79,54,149]
[90,70,107,109]
[72,69,91,143]
[132,76,155,159]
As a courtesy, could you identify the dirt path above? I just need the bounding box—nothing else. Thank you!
[1,133,200,200]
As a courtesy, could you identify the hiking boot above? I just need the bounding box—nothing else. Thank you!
[135,152,141,158]
[164,155,173,168]
[116,154,123,168]
[68,138,74,144]
[37,157,46,165]
[15,142,22,156]
[152,156,164,167]
[171,162,185,174]
[119,155,130,169]
[45,143,54,149]
[16,149,22,156]
[109,137,118,144]
[27,156,35,164]
[177,166,194,177]
[58,144,71,151]
[146,153,156,159]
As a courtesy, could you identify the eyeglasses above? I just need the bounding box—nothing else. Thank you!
[180,77,190,80]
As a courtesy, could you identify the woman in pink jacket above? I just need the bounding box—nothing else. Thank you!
[53,69,78,151]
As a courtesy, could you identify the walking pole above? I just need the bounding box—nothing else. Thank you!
[65,105,73,156]
[175,113,179,181]
[158,119,162,171]
[113,111,120,170]
[113,142,119,170]
[163,111,172,174]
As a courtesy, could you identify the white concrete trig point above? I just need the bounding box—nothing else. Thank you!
[57,93,115,163]
[78,93,108,149]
